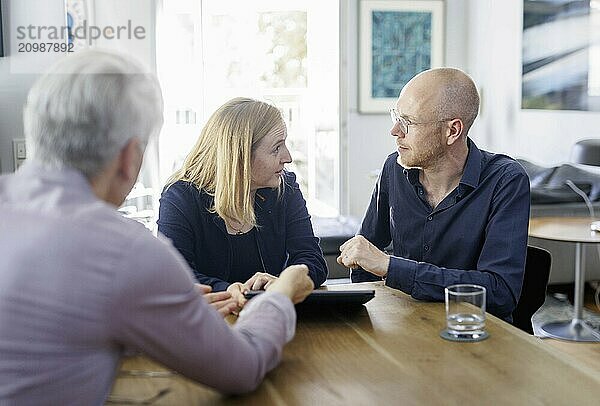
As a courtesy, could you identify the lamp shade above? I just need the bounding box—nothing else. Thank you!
[571,139,600,166]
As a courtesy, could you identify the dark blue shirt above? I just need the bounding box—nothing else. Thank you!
[228,228,265,282]
[351,139,530,321]
[158,171,328,291]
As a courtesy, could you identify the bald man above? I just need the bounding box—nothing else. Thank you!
[338,68,530,321]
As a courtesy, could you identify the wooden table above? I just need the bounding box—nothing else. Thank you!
[529,217,600,342]
[109,282,599,405]
[543,338,600,377]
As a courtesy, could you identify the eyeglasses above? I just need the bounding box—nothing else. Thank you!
[389,108,453,135]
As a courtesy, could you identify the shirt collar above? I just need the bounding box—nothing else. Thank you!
[19,161,95,195]
[403,167,420,185]
[3,161,99,209]
[402,137,482,190]
[459,138,482,189]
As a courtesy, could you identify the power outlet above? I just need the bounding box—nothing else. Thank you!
[12,139,27,171]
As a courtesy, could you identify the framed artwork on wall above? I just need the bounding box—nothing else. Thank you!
[65,0,95,51]
[359,0,445,113]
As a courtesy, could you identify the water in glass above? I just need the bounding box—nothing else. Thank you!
[447,313,485,332]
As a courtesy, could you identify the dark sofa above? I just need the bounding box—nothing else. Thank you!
[518,159,600,283]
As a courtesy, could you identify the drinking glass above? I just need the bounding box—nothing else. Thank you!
[442,284,488,341]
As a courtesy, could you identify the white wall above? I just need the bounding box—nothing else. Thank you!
[91,0,156,71]
[0,0,65,173]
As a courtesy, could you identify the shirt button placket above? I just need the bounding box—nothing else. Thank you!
[423,213,433,258]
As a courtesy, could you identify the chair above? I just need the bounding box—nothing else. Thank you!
[512,246,552,334]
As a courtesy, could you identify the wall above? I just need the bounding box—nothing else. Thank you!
[0,0,156,174]
[0,0,65,173]
[91,0,156,71]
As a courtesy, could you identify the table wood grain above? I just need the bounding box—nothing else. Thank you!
[109,283,600,405]
[542,338,600,378]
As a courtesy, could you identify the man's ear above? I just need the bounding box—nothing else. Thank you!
[446,119,464,145]
[118,137,144,183]
[95,138,144,207]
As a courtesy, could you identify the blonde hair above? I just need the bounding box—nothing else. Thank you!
[166,97,284,227]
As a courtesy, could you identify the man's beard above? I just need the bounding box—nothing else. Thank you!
[397,134,445,169]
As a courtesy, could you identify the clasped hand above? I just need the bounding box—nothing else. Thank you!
[225,272,279,310]
[337,235,390,277]
[201,266,314,316]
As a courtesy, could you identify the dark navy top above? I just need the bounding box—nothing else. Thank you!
[229,228,265,283]
[351,139,530,321]
[158,171,328,291]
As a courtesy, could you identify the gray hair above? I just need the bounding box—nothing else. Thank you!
[23,49,163,178]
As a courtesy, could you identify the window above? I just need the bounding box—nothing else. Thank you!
[156,0,340,216]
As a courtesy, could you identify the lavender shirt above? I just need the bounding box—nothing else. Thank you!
[0,163,296,405]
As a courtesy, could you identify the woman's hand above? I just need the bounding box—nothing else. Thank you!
[195,284,239,317]
[243,272,279,291]
[226,282,248,308]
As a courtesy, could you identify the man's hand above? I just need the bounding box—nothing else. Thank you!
[243,272,278,291]
[195,284,239,317]
[337,235,390,277]
[266,264,314,304]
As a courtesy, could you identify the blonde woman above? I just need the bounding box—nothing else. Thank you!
[158,97,327,306]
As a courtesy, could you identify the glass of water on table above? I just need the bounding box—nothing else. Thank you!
[440,284,489,342]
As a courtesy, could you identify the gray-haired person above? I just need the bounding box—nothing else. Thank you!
[0,50,313,405]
